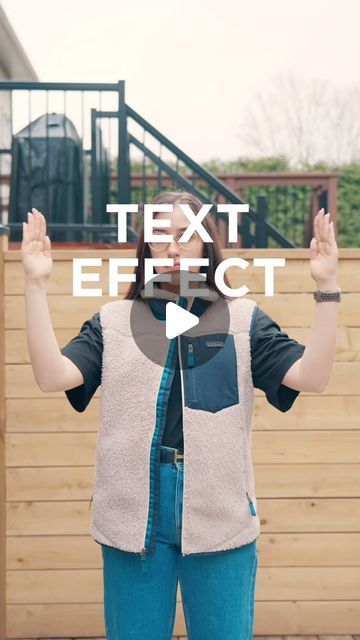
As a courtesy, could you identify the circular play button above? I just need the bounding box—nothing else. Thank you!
[129,270,231,370]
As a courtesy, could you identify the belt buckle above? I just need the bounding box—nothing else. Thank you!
[174,448,184,463]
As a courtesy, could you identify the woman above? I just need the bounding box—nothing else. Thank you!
[22,191,339,640]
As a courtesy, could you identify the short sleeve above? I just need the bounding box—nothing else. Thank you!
[60,312,103,412]
[250,305,306,412]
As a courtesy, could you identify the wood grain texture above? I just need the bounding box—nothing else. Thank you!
[2,247,360,638]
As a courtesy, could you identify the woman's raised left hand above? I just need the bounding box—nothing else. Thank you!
[309,208,339,286]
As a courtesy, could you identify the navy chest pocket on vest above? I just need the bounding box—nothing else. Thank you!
[182,333,239,413]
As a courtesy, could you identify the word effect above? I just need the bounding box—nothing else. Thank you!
[72,257,286,297]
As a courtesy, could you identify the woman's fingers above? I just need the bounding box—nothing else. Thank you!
[36,210,46,246]
[314,209,321,244]
[330,220,336,242]
[32,208,41,240]
[323,213,331,245]
[22,221,29,243]
[329,220,338,252]
[314,209,331,252]
[25,213,31,243]
[26,208,47,245]
[27,212,34,242]
[23,209,48,249]
[323,213,330,238]
[314,209,324,255]
[43,234,51,257]
[39,211,46,242]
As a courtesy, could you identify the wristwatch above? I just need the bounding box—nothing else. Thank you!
[313,286,341,302]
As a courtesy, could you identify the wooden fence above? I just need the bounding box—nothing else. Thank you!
[0,237,359,637]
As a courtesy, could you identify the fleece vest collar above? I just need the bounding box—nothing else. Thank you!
[90,289,260,558]
[142,284,216,320]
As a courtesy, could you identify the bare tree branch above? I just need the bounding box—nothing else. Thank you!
[237,71,360,166]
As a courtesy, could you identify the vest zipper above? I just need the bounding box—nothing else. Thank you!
[179,296,195,557]
[186,343,196,402]
[141,294,188,565]
[141,334,176,563]
[140,546,148,573]
[140,294,192,563]
[246,490,257,516]
[187,343,195,367]
[178,333,186,557]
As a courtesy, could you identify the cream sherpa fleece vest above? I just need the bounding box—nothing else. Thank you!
[90,290,260,556]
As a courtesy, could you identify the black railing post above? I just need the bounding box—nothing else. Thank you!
[319,189,328,213]
[117,81,130,204]
[255,196,268,248]
[90,108,98,240]
[241,214,251,248]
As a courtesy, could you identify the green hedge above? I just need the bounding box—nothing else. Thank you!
[203,156,360,248]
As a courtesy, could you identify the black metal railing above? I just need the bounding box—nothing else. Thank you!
[0,80,300,248]
[0,81,127,243]
[92,103,294,247]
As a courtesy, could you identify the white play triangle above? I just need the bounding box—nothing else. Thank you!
[166,302,199,339]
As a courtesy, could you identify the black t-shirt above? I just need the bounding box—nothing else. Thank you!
[60,302,305,453]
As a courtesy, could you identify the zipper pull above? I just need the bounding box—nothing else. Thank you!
[246,491,257,516]
[88,494,93,511]
[140,547,148,574]
[187,343,195,367]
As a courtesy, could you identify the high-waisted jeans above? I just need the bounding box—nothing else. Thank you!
[101,446,258,640]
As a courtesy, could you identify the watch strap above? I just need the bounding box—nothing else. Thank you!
[313,287,341,302]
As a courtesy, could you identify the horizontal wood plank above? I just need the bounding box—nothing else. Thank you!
[6,398,100,431]
[5,326,360,363]
[6,602,107,638]
[254,395,360,430]
[6,600,360,637]
[5,362,360,396]
[6,464,360,501]
[6,395,360,431]
[5,256,360,294]
[7,533,360,570]
[253,601,360,634]
[6,431,360,466]
[6,499,360,536]
[5,293,359,328]
[6,566,360,604]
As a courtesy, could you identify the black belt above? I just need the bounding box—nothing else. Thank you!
[160,446,184,463]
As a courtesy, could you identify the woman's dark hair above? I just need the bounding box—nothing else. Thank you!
[124,190,232,300]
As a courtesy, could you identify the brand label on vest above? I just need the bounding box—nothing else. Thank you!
[206,341,224,348]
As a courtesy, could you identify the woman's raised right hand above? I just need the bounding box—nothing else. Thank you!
[21,208,53,281]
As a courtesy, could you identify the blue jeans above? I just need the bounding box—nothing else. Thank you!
[101,446,258,639]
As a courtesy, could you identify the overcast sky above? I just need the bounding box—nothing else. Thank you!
[2,0,360,162]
